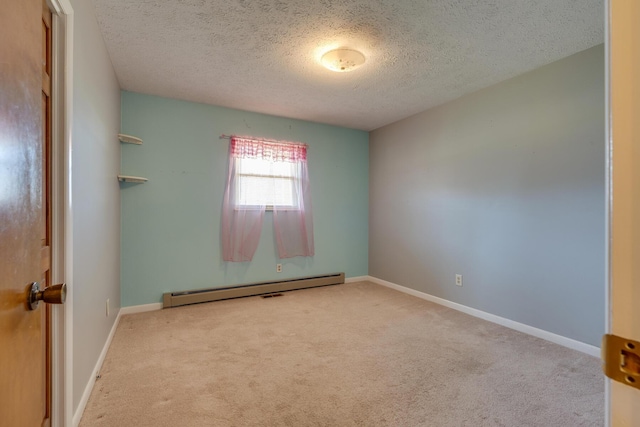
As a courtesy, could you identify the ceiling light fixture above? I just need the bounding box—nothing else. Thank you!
[321,48,366,72]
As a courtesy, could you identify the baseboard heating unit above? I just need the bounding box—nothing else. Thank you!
[162,272,345,308]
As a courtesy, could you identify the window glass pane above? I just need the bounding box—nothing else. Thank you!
[235,157,297,207]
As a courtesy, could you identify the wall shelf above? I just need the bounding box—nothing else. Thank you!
[119,133,146,183]
[118,133,143,145]
[118,175,148,183]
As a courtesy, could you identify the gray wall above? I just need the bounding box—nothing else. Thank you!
[369,45,604,346]
[70,0,121,413]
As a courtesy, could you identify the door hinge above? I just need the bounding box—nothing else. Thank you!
[602,334,640,390]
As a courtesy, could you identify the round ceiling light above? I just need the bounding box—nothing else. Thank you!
[321,48,366,72]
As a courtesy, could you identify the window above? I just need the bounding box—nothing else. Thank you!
[235,157,299,208]
[221,136,314,261]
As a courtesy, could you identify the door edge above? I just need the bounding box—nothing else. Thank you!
[48,1,74,426]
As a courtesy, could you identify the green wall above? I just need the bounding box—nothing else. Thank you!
[120,92,369,307]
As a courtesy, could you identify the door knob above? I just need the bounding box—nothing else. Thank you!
[28,282,66,310]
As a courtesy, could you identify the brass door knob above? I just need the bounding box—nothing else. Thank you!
[28,282,66,310]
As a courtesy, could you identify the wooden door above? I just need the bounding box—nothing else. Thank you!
[609,0,640,427]
[608,0,640,425]
[0,0,53,425]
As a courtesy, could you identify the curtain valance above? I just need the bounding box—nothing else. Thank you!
[230,137,307,162]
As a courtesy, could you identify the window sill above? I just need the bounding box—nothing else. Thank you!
[234,205,300,212]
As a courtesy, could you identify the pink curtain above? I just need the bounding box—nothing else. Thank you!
[221,136,314,261]
[273,159,314,258]
[221,138,266,262]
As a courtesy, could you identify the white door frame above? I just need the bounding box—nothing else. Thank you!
[48,0,74,426]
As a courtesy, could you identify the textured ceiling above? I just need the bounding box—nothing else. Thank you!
[92,0,603,131]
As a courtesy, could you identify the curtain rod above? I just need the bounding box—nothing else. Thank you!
[219,134,307,147]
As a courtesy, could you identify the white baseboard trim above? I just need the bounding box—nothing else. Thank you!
[72,312,122,427]
[345,276,369,283]
[120,302,163,315]
[366,275,601,358]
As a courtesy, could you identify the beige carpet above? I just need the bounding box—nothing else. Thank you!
[80,281,604,426]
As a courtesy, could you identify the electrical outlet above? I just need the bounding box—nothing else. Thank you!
[276,264,282,273]
[455,274,463,287]
[106,299,110,317]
